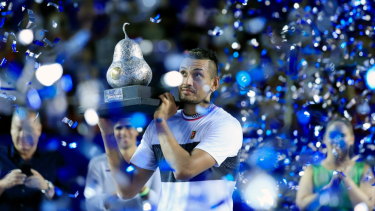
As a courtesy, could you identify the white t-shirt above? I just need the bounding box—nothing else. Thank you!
[131,105,243,211]
[84,154,161,211]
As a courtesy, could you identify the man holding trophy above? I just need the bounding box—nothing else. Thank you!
[98,24,242,211]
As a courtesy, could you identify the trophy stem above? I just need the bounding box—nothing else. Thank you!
[123,23,130,39]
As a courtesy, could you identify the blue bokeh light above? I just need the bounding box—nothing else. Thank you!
[365,65,375,90]
[249,146,278,171]
[126,165,135,173]
[26,89,42,109]
[38,86,57,99]
[61,75,73,92]
[296,110,311,125]
[68,142,77,149]
[45,138,59,151]
[236,71,251,87]
[130,112,147,128]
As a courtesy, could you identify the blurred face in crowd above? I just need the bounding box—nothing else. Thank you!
[114,120,138,150]
[178,58,219,105]
[11,112,42,160]
[324,121,354,160]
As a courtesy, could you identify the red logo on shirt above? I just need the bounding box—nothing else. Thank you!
[190,131,197,139]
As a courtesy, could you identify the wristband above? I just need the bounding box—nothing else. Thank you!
[139,187,150,197]
[41,180,53,194]
[156,118,163,123]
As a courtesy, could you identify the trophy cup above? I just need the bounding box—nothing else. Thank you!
[97,23,161,116]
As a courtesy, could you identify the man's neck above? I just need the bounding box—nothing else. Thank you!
[183,102,210,116]
[119,146,137,163]
[325,154,351,169]
[19,152,33,161]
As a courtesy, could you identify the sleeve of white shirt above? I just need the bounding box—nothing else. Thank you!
[130,121,158,170]
[195,117,243,166]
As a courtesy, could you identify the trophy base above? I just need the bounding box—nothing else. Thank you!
[97,97,160,116]
[100,85,160,116]
[79,85,179,118]
[78,85,179,117]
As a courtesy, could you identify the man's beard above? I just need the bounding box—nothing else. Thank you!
[179,97,201,104]
[179,90,211,105]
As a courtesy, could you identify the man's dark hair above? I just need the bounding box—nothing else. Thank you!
[186,48,218,77]
[12,107,41,125]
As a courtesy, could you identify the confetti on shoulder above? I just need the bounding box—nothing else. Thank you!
[150,14,161,23]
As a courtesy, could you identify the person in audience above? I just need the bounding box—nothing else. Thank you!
[0,108,63,210]
[296,117,375,210]
[85,118,160,211]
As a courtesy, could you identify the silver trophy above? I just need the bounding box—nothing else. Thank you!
[98,23,161,116]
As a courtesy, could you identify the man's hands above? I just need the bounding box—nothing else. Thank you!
[0,169,50,191]
[321,172,342,192]
[0,169,26,190]
[98,118,114,135]
[24,169,48,190]
[154,93,178,120]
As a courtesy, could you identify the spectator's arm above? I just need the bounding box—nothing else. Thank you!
[98,118,154,199]
[344,165,375,209]
[296,166,321,210]
[0,169,26,197]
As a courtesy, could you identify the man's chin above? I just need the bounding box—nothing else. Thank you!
[18,146,33,154]
[118,141,130,149]
[180,97,200,104]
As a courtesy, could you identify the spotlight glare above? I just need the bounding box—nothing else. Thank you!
[18,29,34,45]
[365,65,375,90]
[84,109,99,126]
[161,71,183,87]
[35,63,63,86]
[242,172,278,210]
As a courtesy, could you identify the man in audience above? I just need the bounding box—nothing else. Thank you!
[0,108,62,210]
[85,118,160,211]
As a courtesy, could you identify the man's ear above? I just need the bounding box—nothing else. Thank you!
[211,76,219,92]
[132,128,139,137]
[348,135,355,145]
[35,123,42,138]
